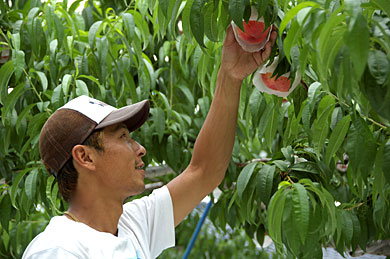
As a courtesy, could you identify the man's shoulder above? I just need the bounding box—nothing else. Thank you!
[22,216,87,258]
[123,185,172,210]
[120,185,173,227]
[23,216,138,258]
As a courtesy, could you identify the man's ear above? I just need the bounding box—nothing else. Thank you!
[72,145,96,171]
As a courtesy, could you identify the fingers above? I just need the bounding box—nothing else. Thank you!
[257,28,277,63]
[223,24,236,47]
[269,28,278,47]
[261,41,272,61]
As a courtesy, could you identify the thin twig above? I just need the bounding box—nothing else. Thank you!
[169,43,173,108]
[345,202,365,211]
[286,175,295,184]
[327,92,388,130]
[24,69,44,103]
[235,158,271,168]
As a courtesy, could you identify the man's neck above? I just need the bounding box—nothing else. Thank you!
[67,193,124,236]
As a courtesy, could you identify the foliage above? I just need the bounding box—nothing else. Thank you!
[159,208,273,258]
[0,0,389,258]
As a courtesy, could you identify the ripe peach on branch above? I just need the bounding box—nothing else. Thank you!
[232,7,273,52]
[253,57,301,97]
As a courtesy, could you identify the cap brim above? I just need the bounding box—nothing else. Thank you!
[95,100,150,132]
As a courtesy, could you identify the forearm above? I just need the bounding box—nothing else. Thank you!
[189,68,242,185]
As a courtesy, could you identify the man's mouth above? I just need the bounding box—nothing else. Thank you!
[135,163,145,170]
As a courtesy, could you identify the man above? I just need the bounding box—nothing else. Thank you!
[22,25,276,258]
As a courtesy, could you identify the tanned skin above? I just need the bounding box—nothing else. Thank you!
[65,25,277,234]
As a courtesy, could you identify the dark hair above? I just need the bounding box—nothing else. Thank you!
[57,129,104,201]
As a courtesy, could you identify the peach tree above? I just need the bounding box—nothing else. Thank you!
[0,0,389,258]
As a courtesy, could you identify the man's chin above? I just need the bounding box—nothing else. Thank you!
[127,183,146,197]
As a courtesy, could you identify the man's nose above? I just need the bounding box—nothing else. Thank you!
[133,141,146,157]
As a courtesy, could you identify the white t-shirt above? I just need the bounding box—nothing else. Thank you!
[22,186,175,259]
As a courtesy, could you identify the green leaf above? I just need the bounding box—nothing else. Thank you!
[122,13,135,41]
[342,210,354,245]
[281,146,294,164]
[249,88,265,127]
[204,1,219,42]
[182,0,195,40]
[344,0,362,20]
[152,107,165,143]
[257,164,275,205]
[123,71,138,103]
[52,84,63,106]
[12,50,24,82]
[279,2,320,33]
[190,0,206,48]
[237,162,257,198]
[24,168,39,200]
[69,0,83,14]
[317,11,346,81]
[168,0,183,38]
[346,116,377,178]
[11,32,20,50]
[61,74,72,96]
[75,79,89,96]
[345,14,370,79]
[367,50,389,85]
[350,212,361,251]
[27,7,40,35]
[88,21,103,49]
[383,142,390,183]
[264,104,280,152]
[10,168,33,209]
[0,194,11,231]
[302,82,321,131]
[198,96,210,118]
[167,135,181,170]
[159,0,170,18]
[45,175,60,215]
[291,161,321,174]
[284,20,301,62]
[178,85,195,107]
[16,103,36,134]
[372,144,385,202]
[229,0,248,31]
[129,10,150,50]
[292,183,310,244]
[155,91,170,112]
[256,224,265,246]
[2,82,28,126]
[311,95,334,153]
[360,68,390,121]
[54,14,65,48]
[370,0,390,17]
[35,71,48,92]
[267,188,289,253]
[273,160,289,171]
[0,61,14,105]
[325,115,351,166]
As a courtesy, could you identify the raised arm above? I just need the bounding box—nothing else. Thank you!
[167,25,277,226]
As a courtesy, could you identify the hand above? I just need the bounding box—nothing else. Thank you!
[220,24,277,82]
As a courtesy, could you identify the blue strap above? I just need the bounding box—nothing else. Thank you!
[182,199,213,259]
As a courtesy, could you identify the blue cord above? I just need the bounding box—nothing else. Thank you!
[182,199,213,259]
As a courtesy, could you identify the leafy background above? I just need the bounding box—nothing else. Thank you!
[0,0,389,258]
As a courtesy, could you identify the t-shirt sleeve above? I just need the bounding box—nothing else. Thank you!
[23,247,79,259]
[120,185,175,258]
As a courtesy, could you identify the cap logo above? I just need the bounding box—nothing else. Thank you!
[88,100,108,107]
[60,95,116,124]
